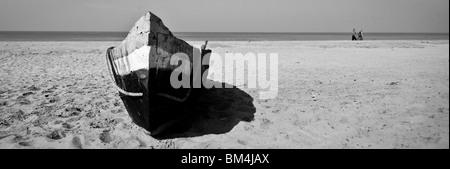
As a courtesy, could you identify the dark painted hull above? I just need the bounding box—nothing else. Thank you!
[106,47,211,135]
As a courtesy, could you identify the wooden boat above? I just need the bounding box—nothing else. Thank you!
[105,12,211,135]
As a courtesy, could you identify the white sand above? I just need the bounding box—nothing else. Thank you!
[0,40,448,149]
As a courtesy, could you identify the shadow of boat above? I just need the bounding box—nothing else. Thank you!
[152,80,256,139]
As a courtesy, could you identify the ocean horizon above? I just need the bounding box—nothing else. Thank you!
[0,31,448,42]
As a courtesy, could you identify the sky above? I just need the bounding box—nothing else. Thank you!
[0,0,448,33]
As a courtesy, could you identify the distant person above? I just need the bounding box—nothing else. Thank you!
[358,29,364,40]
[352,29,358,41]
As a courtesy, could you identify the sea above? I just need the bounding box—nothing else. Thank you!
[0,31,448,41]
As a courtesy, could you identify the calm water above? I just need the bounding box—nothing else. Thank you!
[0,31,448,41]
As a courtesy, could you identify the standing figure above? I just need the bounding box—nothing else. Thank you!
[352,29,358,41]
[358,29,364,41]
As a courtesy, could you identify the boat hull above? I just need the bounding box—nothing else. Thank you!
[105,12,212,135]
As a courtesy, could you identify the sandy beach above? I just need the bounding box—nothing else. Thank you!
[0,40,448,149]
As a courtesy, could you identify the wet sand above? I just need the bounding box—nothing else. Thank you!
[0,40,448,149]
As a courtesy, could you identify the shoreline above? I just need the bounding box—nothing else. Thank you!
[1,31,448,42]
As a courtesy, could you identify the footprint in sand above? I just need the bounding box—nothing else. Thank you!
[0,101,7,107]
[22,92,35,96]
[8,109,27,121]
[27,85,40,91]
[86,109,100,118]
[11,135,26,143]
[243,124,255,131]
[17,97,31,105]
[237,140,247,146]
[99,131,113,143]
[99,103,110,110]
[47,130,66,140]
[62,122,73,129]
[53,120,64,125]
[89,118,119,129]
[260,118,273,129]
[72,136,83,149]
[18,141,33,147]
[48,96,60,104]
[89,120,107,129]
[0,119,10,128]
[58,106,82,118]
[111,108,125,114]
[66,116,83,123]
[157,140,176,149]
[41,90,53,94]
[113,101,121,107]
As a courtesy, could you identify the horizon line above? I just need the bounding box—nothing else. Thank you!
[0,31,449,34]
